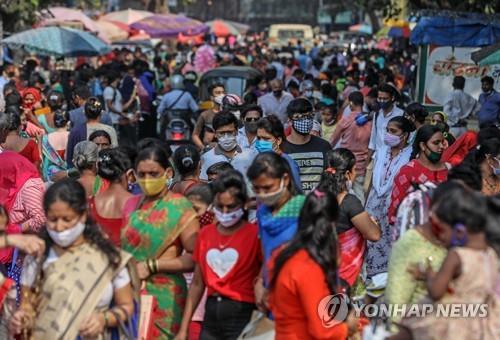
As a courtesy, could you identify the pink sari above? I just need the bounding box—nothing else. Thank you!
[338,227,366,286]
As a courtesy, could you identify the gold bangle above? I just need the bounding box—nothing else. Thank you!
[154,259,159,273]
[146,259,153,274]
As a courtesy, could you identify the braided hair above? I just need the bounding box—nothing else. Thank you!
[318,148,356,197]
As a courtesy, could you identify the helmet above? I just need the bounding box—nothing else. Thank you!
[184,71,198,82]
[170,74,185,90]
[220,94,243,111]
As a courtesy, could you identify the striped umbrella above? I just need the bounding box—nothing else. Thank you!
[2,26,110,57]
[101,9,154,25]
[130,14,208,38]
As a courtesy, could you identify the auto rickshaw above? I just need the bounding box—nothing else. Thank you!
[198,66,264,110]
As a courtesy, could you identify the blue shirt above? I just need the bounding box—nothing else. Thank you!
[68,106,113,128]
[158,89,198,116]
[478,90,500,126]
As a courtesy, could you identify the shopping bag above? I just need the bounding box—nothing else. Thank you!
[237,311,275,340]
[138,282,158,340]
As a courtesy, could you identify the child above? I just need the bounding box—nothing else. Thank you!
[400,183,500,340]
[178,170,262,339]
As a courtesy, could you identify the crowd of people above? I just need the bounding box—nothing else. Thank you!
[0,33,499,340]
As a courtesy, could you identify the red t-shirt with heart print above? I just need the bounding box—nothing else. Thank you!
[192,222,262,303]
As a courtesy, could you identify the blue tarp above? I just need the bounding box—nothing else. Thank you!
[410,16,500,47]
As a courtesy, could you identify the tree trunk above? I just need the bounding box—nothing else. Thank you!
[367,9,380,33]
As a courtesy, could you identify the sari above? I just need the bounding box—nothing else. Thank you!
[338,228,365,286]
[256,195,306,285]
[121,193,197,339]
[41,135,67,182]
[30,243,133,339]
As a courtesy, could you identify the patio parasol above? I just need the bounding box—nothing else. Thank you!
[471,42,500,66]
[41,7,98,33]
[101,9,154,25]
[130,14,208,38]
[348,23,373,35]
[2,26,110,57]
[94,20,130,42]
[206,19,250,37]
[388,26,411,38]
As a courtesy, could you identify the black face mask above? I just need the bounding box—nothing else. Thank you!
[245,121,258,134]
[273,90,283,97]
[6,72,15,78]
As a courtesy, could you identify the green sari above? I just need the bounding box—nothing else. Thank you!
[121,193,196,339]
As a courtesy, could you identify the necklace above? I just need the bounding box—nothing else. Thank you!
[217,225,239,249]
[483,176,499,194]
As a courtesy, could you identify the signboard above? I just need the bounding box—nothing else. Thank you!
[318,9,332,25]
[417,45,500,109]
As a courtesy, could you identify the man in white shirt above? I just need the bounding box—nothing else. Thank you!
[443,76,479,137]
[257,79,294,124]
[367,84,404,161]
[200,111,257,181]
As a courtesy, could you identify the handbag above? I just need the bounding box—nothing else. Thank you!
[138,285,158,340]
[237,311,275,340]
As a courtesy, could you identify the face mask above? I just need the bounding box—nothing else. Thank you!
[218,134,237,151]
[384,132,401,147]
[378,100,391,110]
[424,147,442,164]
[304,90,313,98]
[198,210,215,227]
[255,140,275,153]
[492,167,500,176]
[273,90,282,97]
[292,118,314,135]
[48,221,86,248]
[138,174,167,196]
[256,179,285,207]
[232,111,241,120]
[214,208,244,228]
[347,180,353,192]
[166,177,174,189]
[245,121,258,134]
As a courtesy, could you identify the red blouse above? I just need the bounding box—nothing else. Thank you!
[89,197,124,247]
[388,159,448,225]
[19,140,41,165]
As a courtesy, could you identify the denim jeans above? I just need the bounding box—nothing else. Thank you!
[200,296,254,340]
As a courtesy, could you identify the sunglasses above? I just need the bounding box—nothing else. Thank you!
[244,117,260,122]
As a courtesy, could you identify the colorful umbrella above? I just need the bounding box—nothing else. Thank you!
[130,14,208,38]
[2,26,110,57]
[41,7,98,33]
[94,20,129,42]
[388,26,410,38]
[206,19,249,37]
[101,9,154,25]
[471,43,500,66]
[348,23,373,35]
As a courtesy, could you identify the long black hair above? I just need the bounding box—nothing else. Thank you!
[42,179,121,268]
[318,148,356,197]
[461,138,500,183]
[247,152,297,196]
[270,189,339,294]
[411,124,442,160]
[97,148,132,183]
[173,144,200,178]
[212,169,248,208]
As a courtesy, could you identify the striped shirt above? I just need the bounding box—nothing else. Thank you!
[9,178,46,232]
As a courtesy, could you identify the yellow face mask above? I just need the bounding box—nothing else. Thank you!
[137,173,167,196]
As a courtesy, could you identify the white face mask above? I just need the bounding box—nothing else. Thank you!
[47,221,86,247]
[218,134,238,151]
[214,208,244,228]
[256,179,285,207]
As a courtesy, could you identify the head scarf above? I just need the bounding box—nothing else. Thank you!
[0,151,40,211]
[22,87,42,110]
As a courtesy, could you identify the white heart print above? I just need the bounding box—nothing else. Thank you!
[206,248,239,278]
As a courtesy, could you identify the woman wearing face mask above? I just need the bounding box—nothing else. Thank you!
[255,115,302,193]
[460,138,499,196]
[396,185,500,340]
[365,116,415,284]
[318,149,380,287]
[388,125,448,227]
[247,152,305,313]
[10,179,135,339]
[90,148,133,247]
[122,145,199,338]
[176,170,261,340]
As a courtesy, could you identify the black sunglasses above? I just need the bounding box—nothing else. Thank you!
[244,117,260,122]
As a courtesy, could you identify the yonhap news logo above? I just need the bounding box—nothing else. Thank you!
[318,294,490,328]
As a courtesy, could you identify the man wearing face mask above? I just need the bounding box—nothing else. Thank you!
[367,84,404,162]
[258,79,294,124]
[477,76,500,127]
[237,105,263,150]
[199,111,257,181]
[282,98,332,193]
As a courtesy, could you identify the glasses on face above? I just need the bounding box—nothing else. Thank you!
[291,112,314,120]
[244,117,260,123]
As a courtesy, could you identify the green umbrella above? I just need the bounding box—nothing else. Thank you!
[478,49,500,66]
[471,43,500,66]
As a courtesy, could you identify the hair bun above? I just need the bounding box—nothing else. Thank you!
[182,156,194,168]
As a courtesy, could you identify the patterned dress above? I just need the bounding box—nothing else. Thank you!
[122,193,196,339]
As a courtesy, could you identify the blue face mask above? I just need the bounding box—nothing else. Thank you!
[450,224,467,247]
[255,139,274,153]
